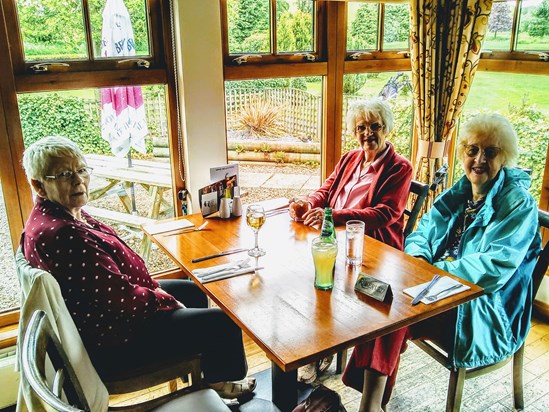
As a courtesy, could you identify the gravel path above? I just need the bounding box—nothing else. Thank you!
[0,184,20,312]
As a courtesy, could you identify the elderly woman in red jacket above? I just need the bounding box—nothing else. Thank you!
[297,98,412,382]
[303,98,412,250]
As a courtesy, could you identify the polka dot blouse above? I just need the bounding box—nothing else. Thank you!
[21,197,180,349]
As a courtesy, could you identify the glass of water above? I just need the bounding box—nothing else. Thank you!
[345,220,365,266]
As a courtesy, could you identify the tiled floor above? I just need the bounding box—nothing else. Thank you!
[242,312,549,412]
[109,312,549,411]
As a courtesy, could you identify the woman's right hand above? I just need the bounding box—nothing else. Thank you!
[302,207,324,227]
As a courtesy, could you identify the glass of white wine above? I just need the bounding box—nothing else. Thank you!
[246,204,266,257]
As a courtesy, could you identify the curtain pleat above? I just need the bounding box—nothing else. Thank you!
[410,0,492,211]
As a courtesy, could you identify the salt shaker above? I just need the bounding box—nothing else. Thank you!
[232,187,242,217]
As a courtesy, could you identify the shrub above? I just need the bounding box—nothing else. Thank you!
[235,99,286,138]
[18,93,111,154]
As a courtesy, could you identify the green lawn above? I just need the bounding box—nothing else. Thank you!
[463,72,549,115]
[307,71,548,116]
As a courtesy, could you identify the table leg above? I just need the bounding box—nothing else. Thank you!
[271,362,298,412]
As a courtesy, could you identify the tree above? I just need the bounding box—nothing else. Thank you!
[384,5,410,44]
[488,2,513,38]
[292,11,313,51]
[528,0,549,38]
[232,0,270,49]
[297,0,313,14]
[349,3,378,50]
[277,13,295,51]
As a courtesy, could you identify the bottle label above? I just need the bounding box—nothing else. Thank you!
[321,221,334,238]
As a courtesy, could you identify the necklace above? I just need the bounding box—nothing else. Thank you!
[76,214,92,227]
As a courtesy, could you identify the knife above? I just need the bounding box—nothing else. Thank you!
[411,274,441,305]
[191,248,248,263]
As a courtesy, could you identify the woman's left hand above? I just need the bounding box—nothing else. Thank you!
[302,207,324,227]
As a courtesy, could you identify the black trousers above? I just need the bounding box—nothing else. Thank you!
[90,279,248,383]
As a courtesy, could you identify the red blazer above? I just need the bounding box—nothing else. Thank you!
[308,144,412,250]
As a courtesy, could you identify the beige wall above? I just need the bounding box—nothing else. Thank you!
[174,0,228,213]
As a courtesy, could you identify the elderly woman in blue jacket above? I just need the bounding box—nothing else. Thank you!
[343,113,541,412]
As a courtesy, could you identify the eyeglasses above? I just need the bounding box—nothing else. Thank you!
[355,122,383,134]
[45,167,93,182]
[463,144,501,160]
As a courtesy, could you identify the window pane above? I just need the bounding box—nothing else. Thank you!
[89,0,151,58]
[347,2,379,51]
[228,0,271,54]
[516,0,549,51]
[276,0,314,53]
[383,3,410,50]
[342,73,413,160]
[17,0,87,61]
[0,181,19,314]
[17,86,176,272]
[224,77,322,202]
[456,72,549,202]
[484,1,514,51]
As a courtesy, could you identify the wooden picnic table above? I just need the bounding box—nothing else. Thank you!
[84,154,175,262]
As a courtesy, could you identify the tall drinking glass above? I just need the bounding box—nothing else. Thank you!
[345,220,365,266]
[246,204,266,257]
[311,237,338,290]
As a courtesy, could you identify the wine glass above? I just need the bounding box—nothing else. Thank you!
[246,204,266,257]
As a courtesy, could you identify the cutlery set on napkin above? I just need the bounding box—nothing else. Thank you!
[192,258,263,283]
[404,275,470,305]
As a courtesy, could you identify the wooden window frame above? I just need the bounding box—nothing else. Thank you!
[0,0,184,330]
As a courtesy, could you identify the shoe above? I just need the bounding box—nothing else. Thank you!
[210,377,257,399]
[297,362,318,384]
[317,354,334,375]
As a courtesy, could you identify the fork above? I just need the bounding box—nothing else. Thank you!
[424,284,463,302]
[163,221,208,236]
[194,258,250,278]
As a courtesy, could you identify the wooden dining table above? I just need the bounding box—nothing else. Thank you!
[143,208,484,411]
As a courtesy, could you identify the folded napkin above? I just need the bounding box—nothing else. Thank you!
[197,265,262,284]
[192,258,250,278]
[403,276,470,305]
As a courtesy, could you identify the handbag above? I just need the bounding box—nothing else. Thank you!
[292,384,347,412]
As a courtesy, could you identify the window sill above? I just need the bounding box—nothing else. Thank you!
[0,324,18,350]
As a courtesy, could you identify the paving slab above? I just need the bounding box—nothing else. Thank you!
[240,173,273,188]
[261,173,311,189]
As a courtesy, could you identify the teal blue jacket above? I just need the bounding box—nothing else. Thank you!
[405,168,541,368]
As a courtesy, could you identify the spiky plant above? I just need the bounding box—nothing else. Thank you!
[235,99,286,138]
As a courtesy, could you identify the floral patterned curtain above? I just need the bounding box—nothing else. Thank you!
[410,0,493,209]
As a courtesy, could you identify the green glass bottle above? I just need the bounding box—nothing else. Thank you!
[320,207,336,240]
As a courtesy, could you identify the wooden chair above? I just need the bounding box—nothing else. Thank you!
[21,310,230,412]
[413,208,549,412]
[15,248,204,411]
[403,179,430,238]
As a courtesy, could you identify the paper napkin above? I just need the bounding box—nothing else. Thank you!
[192,258,250,277]
[197,266,260,284]
[403,276,470,305]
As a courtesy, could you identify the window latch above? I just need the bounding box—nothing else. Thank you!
[349,52,372,60]
[294,53,316,62]
[523,51,549,62]
[232,54,262,65]
[117,59,151,69]
[28,63,70,73]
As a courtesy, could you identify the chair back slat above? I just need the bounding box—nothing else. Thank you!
[533,209,549,298]
[22,310,90,412]
[404,180,430,238]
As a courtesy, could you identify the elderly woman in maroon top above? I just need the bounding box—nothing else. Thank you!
[20,136,255,399]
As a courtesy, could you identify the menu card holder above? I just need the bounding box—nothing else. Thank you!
[354,272,393,303]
